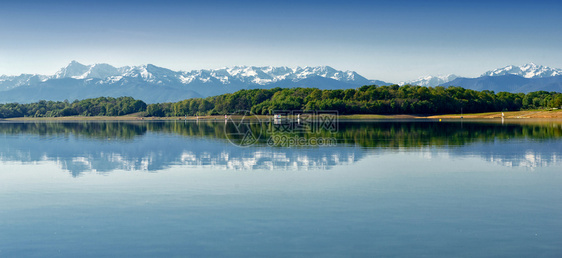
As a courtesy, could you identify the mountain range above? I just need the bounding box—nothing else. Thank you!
[0,61,388,103]
[441,63,562,93]
[480,63,562,78]
[1,62,561,104]
[399,63,562,93]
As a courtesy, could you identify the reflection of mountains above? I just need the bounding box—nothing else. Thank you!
[413,140,562,169]
[0,121,561,175]
[0,122,363,176]
[449,140,562,168]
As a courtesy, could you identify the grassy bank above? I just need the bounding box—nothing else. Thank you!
[427,109,562,119]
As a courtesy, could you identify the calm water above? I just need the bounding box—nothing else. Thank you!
[1,120,562,257]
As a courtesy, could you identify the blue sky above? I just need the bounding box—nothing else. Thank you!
[1,0,561,82]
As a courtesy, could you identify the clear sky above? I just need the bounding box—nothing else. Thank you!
[1,0,561,82]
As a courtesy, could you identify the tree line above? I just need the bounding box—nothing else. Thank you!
[1,85,561,118]
[0,97,146,118]
[149,85,562,116]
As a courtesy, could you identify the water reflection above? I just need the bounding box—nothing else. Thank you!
[0,120,561,175]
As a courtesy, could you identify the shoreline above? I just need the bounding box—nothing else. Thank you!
[1,110,562,121]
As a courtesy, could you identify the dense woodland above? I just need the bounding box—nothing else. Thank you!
[1,85,561,118]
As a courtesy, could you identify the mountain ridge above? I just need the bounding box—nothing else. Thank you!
[400,74,459,87]
[481,63,562,78]
[401,63,562,87]
[0,61,390,103]
[398,63,562,93]
[1,62,562,103]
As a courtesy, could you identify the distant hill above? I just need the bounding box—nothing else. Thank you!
[441,75,562,93]
[0,61,390,103]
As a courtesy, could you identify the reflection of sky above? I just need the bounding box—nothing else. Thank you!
[3,122,562,257]
[2,151,561,257]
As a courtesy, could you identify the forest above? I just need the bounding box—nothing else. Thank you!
[1,85,561,118]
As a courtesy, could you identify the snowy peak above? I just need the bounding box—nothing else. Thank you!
[0,74,48,91]
[54,61,121,80]
[482,63,562,78]
[293,66,366,83]
[400,74,459,87]
[86,64,122,79]
[121,64,177,81]
[54,60,90,79]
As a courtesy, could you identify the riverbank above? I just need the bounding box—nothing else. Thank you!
[2,109,562,121]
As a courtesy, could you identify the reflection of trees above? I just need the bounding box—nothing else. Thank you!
[0,120,560,147]
[0,122,148,140]
[0,120,561,175]
[336,122,562,148]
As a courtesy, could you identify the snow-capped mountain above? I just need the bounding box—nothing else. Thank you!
[400,63,562,93]
[53,61,124,80]
[0,61,387,103]
[400,74,459,87]
[188,65,371,85]
[0,74,48,91]
[481,63,562,78]
[2,61,561,104]
[45,61,377,86]
[439,63,562,93]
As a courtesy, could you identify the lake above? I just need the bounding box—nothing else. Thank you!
[1,119,561,257]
